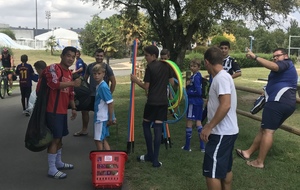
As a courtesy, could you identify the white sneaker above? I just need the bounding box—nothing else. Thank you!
[181,146,192,152]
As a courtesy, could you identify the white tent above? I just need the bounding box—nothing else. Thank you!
[0,33,33,50]
[35,28,81,50]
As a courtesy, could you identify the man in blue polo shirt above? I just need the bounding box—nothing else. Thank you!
[236,48,297,169]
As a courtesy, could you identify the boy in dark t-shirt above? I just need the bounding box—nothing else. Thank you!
[15,54,35,116]
[131,45,174,167]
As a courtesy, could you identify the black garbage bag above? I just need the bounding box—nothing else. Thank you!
[25,77,53,152]
[72,73,91,111]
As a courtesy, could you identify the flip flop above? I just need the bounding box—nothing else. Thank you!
[246,161,264,169]
[57,163,74,170]
[48,171,67,179]
[73,132,88,136]
[235,149,249,160]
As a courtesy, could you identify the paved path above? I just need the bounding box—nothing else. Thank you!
[3,57,139,190]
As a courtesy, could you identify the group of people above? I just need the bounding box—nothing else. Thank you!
[131,41,297,190]
[3,38,296,187]
[3,47,116,179]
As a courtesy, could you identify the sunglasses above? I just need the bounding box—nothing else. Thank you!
[272,54,285,59]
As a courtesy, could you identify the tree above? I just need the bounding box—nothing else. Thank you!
[0,29,16,40]
[287,19,300,56]
[45,35,57,55]
[84,0,299,66]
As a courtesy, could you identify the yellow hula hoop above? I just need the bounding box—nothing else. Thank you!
[162,60,183,110]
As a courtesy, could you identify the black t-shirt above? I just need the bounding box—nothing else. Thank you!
[144,60,173,105]
[1,54,11,68]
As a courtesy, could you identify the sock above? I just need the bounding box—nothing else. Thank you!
[55,148,64,168]
[197,126,205,150]
[48,153,58,175]
[161,123,166,144]
[152,123,163,166]
[201,106,207,123]
[184,127,192,150]
[21,97,26,110]
[142,120,153,161]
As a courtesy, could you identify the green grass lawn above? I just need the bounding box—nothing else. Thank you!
[112,67,300,190]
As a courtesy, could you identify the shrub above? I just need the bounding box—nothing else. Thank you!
[0,29,16,40]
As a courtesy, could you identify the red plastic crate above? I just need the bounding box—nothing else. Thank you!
[90,150,128,189]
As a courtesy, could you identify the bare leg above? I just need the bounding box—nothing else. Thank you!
[221,171,233,190]
[81,111,89,132]
[74,111,89,135]
[8,74,13,89]
[103,139,111,150]
[48,138,62,154]
[247,129,274,168]
[206,177,222,190]
[95,140,103,150]
[242,128,263,159]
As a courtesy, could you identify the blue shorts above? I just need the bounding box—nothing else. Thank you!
[186,104,203,121]
[94,121,110,141]
[143,104,168,121]
[261,101,295,130]
[46,113,69,138]
[203,134,238,179]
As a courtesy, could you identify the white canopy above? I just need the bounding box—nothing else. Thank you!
[35,28,79,41]
[34,28,80,50]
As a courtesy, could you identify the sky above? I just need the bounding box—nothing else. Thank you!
[0,0,299,31]
[0,0,118,29]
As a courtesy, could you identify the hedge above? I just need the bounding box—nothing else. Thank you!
[181,53,298,71]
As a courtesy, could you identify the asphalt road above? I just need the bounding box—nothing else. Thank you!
[0,58,136,190]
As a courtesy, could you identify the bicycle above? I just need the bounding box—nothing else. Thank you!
[0,68,13,99]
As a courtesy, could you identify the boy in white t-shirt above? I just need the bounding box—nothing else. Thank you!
[92,64,115,150]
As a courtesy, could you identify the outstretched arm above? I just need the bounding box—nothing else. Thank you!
[246,48,279,72]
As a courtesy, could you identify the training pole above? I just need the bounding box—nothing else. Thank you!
[127,38,138,154]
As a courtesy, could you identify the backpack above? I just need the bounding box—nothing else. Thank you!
[72,73,91,111]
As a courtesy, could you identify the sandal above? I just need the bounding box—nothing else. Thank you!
[57,163,74,170]
[73,131,88,136]
[48,171,67,179]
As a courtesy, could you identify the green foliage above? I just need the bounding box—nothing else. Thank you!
[211,35,230,46]
[191,45,208,54]
[45,35,58,55]
[0,29,16,40]
[85,0,299,69]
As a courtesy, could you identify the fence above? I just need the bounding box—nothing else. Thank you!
[135,60,300,136]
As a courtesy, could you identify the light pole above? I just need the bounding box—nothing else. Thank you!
[45,11,51,30]
[249,36,255,51]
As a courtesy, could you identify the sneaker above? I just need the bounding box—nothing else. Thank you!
[181,146,192,152]
[201,149,205,153]
[23,110,30,117]
[153,162,162,168]
[7,89,12,95]
[137,155,152,162]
